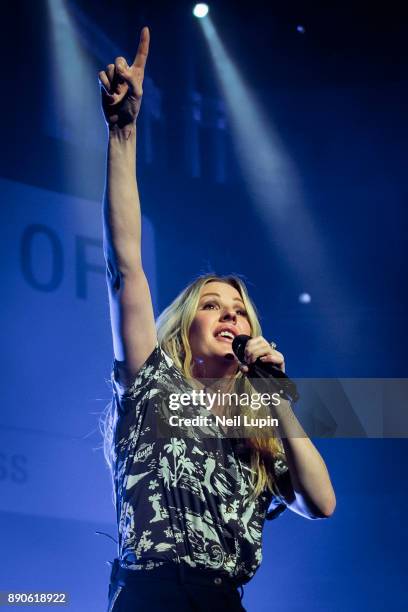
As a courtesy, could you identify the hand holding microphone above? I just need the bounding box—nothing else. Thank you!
[232,335,299,403]
[232,335,286,375]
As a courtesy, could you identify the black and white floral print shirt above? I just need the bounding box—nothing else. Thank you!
[110,344,289,584]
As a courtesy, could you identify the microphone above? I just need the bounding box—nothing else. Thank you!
[232,335,299,403]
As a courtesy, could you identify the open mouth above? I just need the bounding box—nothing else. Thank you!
[214,330,235,342]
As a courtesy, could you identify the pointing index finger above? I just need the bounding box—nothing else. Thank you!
[132,26,150,70]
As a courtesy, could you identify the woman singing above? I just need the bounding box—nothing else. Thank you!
[99,27,336,612]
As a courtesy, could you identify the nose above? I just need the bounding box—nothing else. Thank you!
[220,308,237,323]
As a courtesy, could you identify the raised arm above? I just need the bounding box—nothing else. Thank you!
[99,27,156,385]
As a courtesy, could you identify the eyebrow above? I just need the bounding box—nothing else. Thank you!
[200,292,245,305]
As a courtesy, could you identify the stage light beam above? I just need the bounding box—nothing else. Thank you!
[199,17,301,216]
[198,16,350,324]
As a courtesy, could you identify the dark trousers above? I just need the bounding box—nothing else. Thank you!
[107,559,247,612]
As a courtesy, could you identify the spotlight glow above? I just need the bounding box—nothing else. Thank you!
[193,3,209,18]
[299,293,311,304]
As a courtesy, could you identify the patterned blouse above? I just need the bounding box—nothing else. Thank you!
[110,344,290,584]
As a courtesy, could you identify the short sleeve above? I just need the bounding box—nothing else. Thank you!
[266,453,291,521]
[111,343,171,413]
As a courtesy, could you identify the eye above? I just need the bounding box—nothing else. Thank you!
[237,309,248,316]
[202,301,218,310]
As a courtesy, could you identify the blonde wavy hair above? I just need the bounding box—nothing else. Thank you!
[101,273,283,502]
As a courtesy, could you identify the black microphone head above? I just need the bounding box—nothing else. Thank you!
[232,334,251,363]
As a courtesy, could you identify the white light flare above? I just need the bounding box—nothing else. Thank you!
[193,4,209,19]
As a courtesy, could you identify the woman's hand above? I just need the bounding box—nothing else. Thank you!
[238,336,285,374]
[99,27,150,129]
